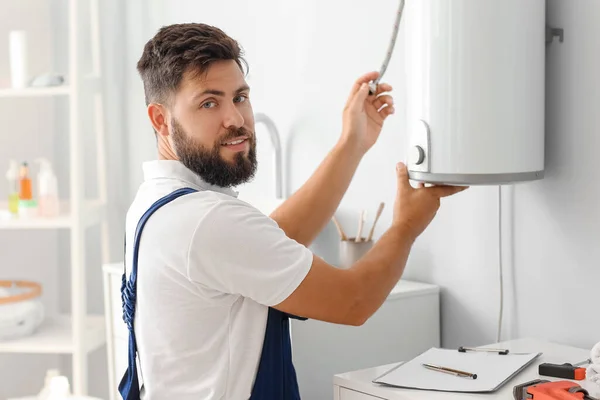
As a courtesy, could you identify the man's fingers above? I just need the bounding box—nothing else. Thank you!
[345,73,387,109]
[350,83,370,110]
[373,83,393,96]
[396,162,412,193]
[380,105,395,119]
[426,185,469,198]
[373,95,394,110]
[349,71,380,97]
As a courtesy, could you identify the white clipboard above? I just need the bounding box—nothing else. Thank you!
[373,347,541,393]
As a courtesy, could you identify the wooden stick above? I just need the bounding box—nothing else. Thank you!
[332,215,348,241]
[355,210,365,242]
[366,202,385,242]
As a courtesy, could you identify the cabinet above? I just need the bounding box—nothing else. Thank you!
[291,280,440,400]
[332,339,600,400]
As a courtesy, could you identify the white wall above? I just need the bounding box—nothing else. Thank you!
[408,0,600,350]
[512,0,600,347]
[124,0,600,353]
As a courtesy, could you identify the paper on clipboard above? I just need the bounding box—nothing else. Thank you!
[373,347,541,393]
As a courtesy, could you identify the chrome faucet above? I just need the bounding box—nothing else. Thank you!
[253,112,283,199]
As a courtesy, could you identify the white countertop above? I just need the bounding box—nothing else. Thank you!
[334,338,600,399]
[387,279,439,300]
[103,262,123,275]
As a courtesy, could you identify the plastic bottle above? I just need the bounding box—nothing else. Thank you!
[37,369,71,400]
[47,375,71,399]
[18,162,37,218]
[6,159,19,215]
[19,162,32,199]
[37,369,60,399]
[35,158,60,218]
[9,30,28,89]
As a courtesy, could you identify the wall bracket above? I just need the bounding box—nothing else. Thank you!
[546,26,564,44]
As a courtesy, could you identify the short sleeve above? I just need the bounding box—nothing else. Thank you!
[187,199,313,306]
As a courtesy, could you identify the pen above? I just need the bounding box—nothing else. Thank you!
[458,346,509,355]
[422,363,478,379]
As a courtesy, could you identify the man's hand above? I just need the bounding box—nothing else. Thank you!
[393,163,468,240]
[269,72,393,246]
[341,71,394,155]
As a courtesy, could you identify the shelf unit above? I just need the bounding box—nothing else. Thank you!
[0,315,105,354]
[0,86,71,98]
[0,0,109,396]
[0,200,105,230]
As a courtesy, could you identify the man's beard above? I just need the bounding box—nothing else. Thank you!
[171,118,257,188]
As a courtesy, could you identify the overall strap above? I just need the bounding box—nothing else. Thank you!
[250,308,303,399]
[118,187,197,400]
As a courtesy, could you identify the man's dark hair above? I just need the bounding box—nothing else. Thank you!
[137,23,248,106]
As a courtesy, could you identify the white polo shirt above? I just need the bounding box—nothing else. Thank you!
[124,160,313,399]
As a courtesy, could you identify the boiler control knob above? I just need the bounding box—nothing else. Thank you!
[410,145,426,166]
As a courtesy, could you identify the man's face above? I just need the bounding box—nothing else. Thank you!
[168,60,257,187]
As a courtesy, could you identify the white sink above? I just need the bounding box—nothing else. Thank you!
[238,112,285,217]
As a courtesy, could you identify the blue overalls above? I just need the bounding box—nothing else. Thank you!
[119,187,304,399]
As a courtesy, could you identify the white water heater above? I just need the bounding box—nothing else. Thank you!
[404,0,546,185]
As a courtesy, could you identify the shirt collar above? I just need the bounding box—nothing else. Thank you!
[142,160,239,198]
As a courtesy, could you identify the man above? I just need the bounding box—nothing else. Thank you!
[121,23,466,400]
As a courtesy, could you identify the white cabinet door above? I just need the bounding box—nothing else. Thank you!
[339,387,386,400]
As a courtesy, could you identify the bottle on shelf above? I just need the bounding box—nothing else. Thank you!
[9,30,29,89]
[35,158,59,217]
[6,159,19,215]
[18,161,37,218]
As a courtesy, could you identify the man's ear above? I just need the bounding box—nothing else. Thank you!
[148,103,170,137]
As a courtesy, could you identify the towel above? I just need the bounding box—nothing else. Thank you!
[588,342,600,386]
[592,341,600,364]
[588,363,600,385]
